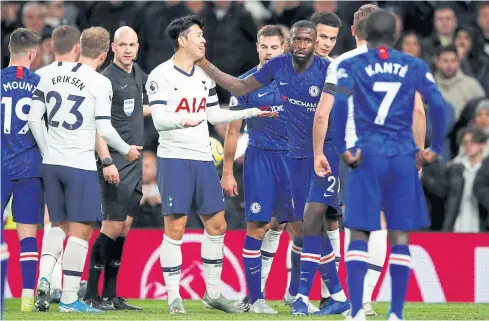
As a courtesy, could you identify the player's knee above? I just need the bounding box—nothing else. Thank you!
[68,222,92,241]
[16,223,37,240]
[205,220,227,236]
[101,220,125,238]
[269,217,285,232]
[388,230,409,245]
[246,222,268,240]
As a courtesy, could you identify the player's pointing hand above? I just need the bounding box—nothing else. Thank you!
[342,148,362,169]
[314,154,331,177]
[126,145,143,162]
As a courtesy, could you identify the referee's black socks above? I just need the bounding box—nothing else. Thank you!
[84,233,114,300]
[102,236,126,299]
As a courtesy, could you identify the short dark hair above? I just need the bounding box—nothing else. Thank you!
[435,3,456,15]
[257,25,284,43]
[477,1,489,14]
[166,15,204,51]
[291,20,316,32]
[52,25,80,55]
[9,28,40,55]
[437,44,458,57]
[353,4,379,40]
[365,10,397,46]
[310,11,342,29]
[459,125,488,145]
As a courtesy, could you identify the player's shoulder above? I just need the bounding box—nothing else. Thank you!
[238,66,258,80]
[148,59,172,82]
[334,45,369,66]
[265,53,290,68]
[194,64,213,82]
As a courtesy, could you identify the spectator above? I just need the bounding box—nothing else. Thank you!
[1,1,21,67]
[454,25,489,94]
[434,45,485,119]
[475,99,489,135]
[473,157,489,231]
[396,31,423,58]
[278,24,291,54]
[422,4,457,65]
[442,127,488,232]
[477,2,489,56]
[45,0,67,28]
[21,2,48,35]
[268,1,312,27]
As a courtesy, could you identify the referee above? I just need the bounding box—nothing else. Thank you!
[84,26,145,311]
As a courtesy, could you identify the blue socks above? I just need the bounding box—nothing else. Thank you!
[345,240,369,317]
[288,237,302,296]
[19,237,38,294]
[243,236,263,304]
[318,235,345,300]
[297,236,321,297]
[388,245,411,319]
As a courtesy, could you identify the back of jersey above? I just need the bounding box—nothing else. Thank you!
[337,48,433,156]
[36,62,113,170]
[1,66,41,179]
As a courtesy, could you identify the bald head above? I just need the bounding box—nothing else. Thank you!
[112,26,139,70]
[114,26,138,42]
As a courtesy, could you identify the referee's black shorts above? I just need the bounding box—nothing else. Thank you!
[98,154,143,222]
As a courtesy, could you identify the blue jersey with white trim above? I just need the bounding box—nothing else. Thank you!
[229,66,288,151]
[253,54,331,158]
[1,66,42,179]
[333,47,446,157]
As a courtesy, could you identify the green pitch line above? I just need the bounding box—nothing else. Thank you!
[4,299,489,320]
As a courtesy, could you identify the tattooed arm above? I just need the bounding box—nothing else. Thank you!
[198,59,264,96]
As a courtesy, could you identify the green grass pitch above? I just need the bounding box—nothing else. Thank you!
[4,299,489,320]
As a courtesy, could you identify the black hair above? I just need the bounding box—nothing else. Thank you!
[459,125,488,145]
[365,9,397,46]
[310,11,342,29]
[291,20,317,32]
[166,14,204,51]
[437,44,458,57]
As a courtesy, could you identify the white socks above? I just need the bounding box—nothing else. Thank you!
[160,234,183,304]
[363,230,387,304]
[39,227,66,285]
[61,236,88,305]
[201,231,225,300]
[260,229,282,292]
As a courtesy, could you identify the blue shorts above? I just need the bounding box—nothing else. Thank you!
[157,158,225,216]
[289,145,341,220]
[243,147,295,223]
[344,154,430,231]
[41,164,102,223]
[1,175,43,225]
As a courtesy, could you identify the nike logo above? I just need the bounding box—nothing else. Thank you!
[174,88,178,90]
[280,81,288,85]
[324,193,332,197]
[121,84,128,89]
[94,265,104,269]
[258,92,269,98]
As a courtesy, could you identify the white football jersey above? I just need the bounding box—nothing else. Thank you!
[146,57,220,161]
[35,61,113,170]
[326,45,368,148]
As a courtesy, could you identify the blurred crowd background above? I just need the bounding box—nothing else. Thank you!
[2,0,488,232]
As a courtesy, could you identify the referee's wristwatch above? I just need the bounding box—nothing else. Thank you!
[102,157,114,168]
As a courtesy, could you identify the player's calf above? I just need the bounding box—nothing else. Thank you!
[17,223,39,312]
[261,218,284,293]
[345,230,369,319]
[387,231,411,320]
[243,221,268,305]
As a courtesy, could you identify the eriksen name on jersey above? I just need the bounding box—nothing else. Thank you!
[51,75,86,91]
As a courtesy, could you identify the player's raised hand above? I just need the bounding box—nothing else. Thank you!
[180,118,204,128]
[103,164,120,185]
[126,145,143,162]
[342,148,362,169]
[221,174,238,197]
[314,154,331,177]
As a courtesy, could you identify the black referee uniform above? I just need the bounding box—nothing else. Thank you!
[99,61,147,221]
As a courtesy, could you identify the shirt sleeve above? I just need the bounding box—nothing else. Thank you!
[94,77,113,120]
[322,59,339,95]
[146,73,169,107]
[415,59,446,155]
[228,92,247,110]
[332,62,355,154]
[252,56,279,86]
[206,79,220,111]
[29,74,47,153]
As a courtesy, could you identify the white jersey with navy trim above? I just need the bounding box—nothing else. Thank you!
[33,61,113,171]
[325,45,368,148]
[146,57,220,161]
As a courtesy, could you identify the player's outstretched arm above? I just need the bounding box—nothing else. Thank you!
[29,92,47,155]
[95,133,120,185]
[416,62,447,161]
[221,120,242,197]
[313,92,334,177]
[197,59,264,96]
[412,91,426,152]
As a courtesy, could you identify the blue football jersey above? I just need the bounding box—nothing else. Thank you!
[1,66,42,179]
[253,54,331,158]
[229,66,288,151]
[333,47,446,157]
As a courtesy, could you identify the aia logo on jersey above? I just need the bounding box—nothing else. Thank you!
[175,97,206,113]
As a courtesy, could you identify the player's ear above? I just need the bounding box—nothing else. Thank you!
[351,25,356,37]
[178,35,186,49]
[111,42,116,53]
[8,44,11,54]
[29,47,38,62]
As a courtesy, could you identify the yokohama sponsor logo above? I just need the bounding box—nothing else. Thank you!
[4,231,489,302]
